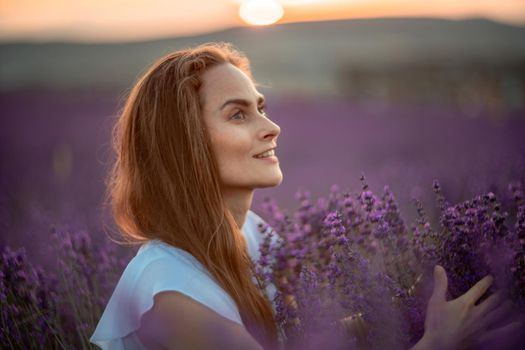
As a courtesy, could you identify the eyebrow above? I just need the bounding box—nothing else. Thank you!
[219,95,265,111]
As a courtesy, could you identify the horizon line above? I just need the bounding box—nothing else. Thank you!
[1,15,524,45]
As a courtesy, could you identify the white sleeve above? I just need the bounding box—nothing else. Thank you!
[90,241,243,350]
[243,210,278,306]
[243,209,279,263]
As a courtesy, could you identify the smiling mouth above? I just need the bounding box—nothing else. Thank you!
[253,149,276,159]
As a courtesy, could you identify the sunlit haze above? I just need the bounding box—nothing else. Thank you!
[239,0,284,26]
[1,0,524,42]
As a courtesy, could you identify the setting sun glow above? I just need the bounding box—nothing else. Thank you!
[1,0,524,42]
[239,0,284,26]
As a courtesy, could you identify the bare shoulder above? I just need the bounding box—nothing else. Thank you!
[137,291,264,350]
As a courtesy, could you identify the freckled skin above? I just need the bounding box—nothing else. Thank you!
[200,63,283,190]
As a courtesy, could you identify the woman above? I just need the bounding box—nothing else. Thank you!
[90,42,518,350]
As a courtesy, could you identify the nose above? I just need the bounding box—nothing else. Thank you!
[260,117,281,142]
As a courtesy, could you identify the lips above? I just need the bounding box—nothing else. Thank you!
[253,147,276,158]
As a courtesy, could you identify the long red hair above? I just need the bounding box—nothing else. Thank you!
[106,42,278,348]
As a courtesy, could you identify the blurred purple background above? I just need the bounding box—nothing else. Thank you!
[1,18,525,265]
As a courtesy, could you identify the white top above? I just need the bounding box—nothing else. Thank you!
[90,209,277,350]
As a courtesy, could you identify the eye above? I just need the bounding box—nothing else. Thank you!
[230,111,246,121]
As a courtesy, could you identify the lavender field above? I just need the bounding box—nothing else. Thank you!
[1,88,524,259]
[1,87,524,348]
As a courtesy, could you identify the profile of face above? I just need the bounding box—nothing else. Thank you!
[200,63,283,191]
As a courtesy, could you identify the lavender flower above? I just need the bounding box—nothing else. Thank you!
[2,176,525,349]
[257,177,525,349]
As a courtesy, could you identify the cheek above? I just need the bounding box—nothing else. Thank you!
[211,129,252,167]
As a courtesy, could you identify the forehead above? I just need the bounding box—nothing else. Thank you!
[200,63,260,108]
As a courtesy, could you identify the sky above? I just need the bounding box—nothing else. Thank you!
[1,0,524,42]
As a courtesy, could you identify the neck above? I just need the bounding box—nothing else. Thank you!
[222,187,254,229]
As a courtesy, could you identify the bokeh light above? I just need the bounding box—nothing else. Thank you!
[239,0,284,26]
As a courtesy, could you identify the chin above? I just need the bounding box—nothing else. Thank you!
[259,173,283,188]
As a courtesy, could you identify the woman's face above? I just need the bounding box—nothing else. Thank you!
[200,63,282,191]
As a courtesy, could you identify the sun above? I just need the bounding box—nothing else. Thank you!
[239,0,284,26]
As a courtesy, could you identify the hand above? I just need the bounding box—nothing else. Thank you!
[416,265,521,350]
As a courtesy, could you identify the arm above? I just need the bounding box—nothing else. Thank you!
[137,291,264,350]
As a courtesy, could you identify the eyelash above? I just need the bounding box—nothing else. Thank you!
[230,106,267,120]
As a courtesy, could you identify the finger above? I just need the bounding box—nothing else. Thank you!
[461,275,493,305]
[475,290,504,319]
[430,265,448,303]
[476,300,514,333]
[476,321,523,350]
